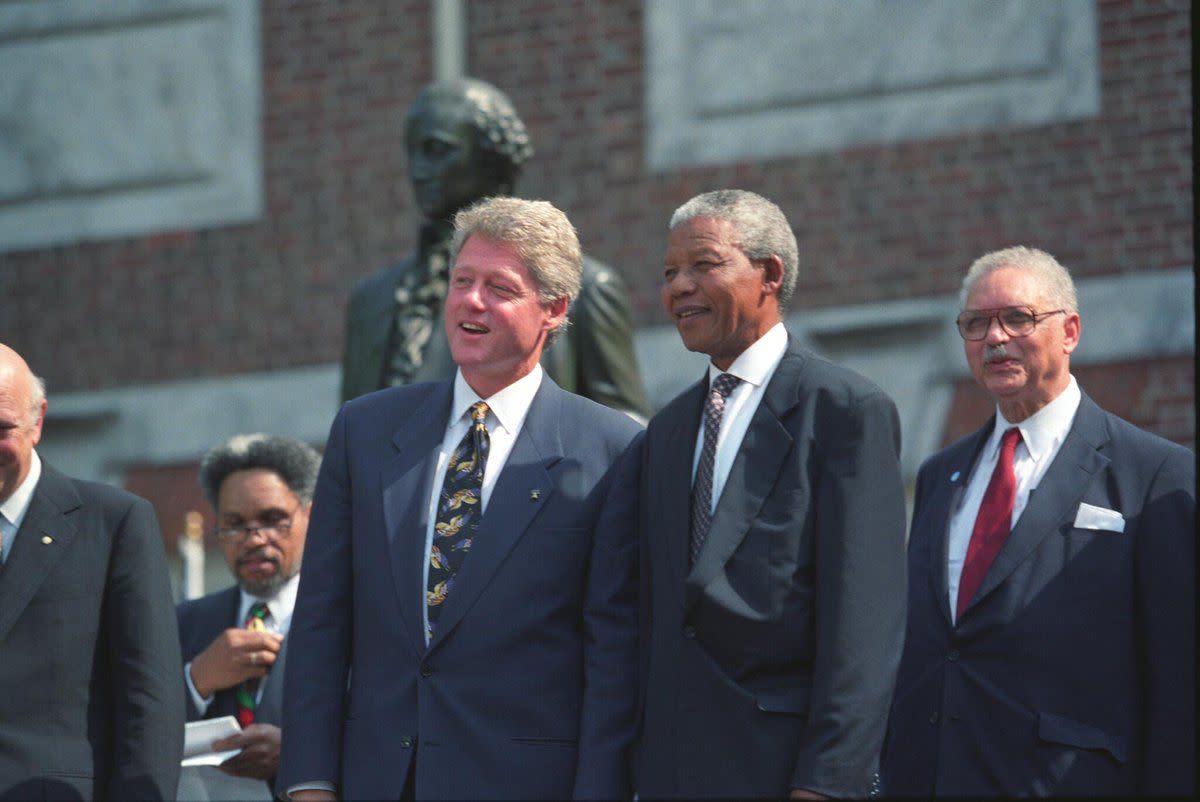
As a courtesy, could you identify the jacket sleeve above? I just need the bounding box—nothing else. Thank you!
[277,406,356,792]
[790,391,908,798]
[105,497,186,800]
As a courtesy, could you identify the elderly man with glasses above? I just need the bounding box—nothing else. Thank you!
[176,433,321,794]
[881,247,1195,797]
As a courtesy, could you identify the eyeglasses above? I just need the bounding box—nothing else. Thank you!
[214,505,302,543]
[955,306,1066,341]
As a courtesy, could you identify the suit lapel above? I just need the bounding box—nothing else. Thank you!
[0,467,81,643]
[382,381,454,658]
[685,346,804,614]
[426,378,561,653]
[962,395,1111,619]
[660,378,706,596]
[926,425,991,628]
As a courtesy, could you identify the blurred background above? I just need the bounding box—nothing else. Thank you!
[0,0,1192,596]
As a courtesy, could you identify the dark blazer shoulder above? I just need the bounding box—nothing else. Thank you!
[782,339,890,404]
[551,379,644,443]
[177,586,239,632]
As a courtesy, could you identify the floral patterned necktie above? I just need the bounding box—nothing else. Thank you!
[426,401,491,640]
[235,601,270,727]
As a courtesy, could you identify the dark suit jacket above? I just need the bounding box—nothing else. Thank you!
[176,585,288,727]
[340,254,650,418]
[636,338,908,799]
[882,393,1196,797]
[278,376,642,800]
[0,464,184,801]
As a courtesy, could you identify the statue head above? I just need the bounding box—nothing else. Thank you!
[405,78,534,223]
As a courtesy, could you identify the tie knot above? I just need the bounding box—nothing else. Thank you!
[469,402,490,425]
[246,602,269,629]
[710,373,741,399]
[1000,426,1022,454]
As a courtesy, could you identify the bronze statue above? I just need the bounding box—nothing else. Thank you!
[341,78,649,419]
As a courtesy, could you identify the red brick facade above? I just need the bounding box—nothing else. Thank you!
[0,0,1189,397]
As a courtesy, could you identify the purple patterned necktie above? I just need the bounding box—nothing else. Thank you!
[690,373,742,565]
[426,401,490,639]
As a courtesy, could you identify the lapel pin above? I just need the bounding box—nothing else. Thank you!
[529,489,541,501]
[41,535,53,545]
[950,471,961,483]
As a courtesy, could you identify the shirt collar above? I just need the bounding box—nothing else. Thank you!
[451,364,544,435]
[993,374,1082,462]
[240,572,301,624]
[0,449,42,531]
[707,322,788,388]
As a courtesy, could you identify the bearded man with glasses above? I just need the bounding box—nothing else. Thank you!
[176,433,321,796]
[881,246,1195,797]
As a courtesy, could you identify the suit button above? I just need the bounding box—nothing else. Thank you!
[929,711,940,725]
[682,625,696,639]
[400,736,413,748]
[420,664,433,677]
[947,649,960,662]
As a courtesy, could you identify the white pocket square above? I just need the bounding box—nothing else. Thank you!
[1073,502,1125,533]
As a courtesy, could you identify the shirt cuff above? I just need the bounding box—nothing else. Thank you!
[184,661,213,715]
[286,781,338,797]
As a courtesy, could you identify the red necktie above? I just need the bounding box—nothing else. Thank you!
[235,602,270,727]
[957,427,1022,621]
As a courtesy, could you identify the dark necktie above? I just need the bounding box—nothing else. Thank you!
[957,427,1022,620]
[427,401,491,638]
[235,601,270,727]
[690,373,742,565]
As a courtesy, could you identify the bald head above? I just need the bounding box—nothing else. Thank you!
[0,343,47,504]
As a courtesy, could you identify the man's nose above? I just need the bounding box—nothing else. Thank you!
[984,315,1010,343]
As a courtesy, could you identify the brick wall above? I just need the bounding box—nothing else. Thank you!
[942,356,1196,450]
[0,0,1190,395]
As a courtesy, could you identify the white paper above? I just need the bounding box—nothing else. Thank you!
[182,716,243,767]
[1073,502,1125,533]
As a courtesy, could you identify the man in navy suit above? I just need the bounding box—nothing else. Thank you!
[636,190,908,799]
[176,433,321,789]
[280,197,641,800]
[0,343,183,800]
[882,246,1195,796]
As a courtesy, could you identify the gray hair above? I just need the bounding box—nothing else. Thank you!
[407,78,534,187]
[28,373,46,426]
[959,246,1078,313]
[199,434,322,509]
[669,189,800,307]
[451,197,583,337]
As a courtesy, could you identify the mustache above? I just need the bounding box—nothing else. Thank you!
[237,548,280,567]
[984,344,1011,363]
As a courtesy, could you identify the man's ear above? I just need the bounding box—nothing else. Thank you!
[759,255,785,298]
[1062,311,1081,355]
[543,295,570,332]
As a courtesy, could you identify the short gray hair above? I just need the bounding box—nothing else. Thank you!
[959,246,1078,313]
[28,373,46,426]
[451,197,583,336]
[669,189,800,307]
[199,434,322,509]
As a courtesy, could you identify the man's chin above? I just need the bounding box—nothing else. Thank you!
[239,571,283,598]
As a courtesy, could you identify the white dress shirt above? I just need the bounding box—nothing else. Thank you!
[691,323,789,514]
[0,449,41,565]
[185,572,301,713]
[946,375,1082,622]
[421,365,543,643]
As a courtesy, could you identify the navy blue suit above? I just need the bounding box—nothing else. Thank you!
[882,393,1195,796]
[278,376,641,800]
[636,340,908,799]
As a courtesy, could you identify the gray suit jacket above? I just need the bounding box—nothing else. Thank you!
[0,464,183,800]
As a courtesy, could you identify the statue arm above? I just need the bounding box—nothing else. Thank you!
[571,260,651,422]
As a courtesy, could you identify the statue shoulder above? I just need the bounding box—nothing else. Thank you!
[349,255,420,303]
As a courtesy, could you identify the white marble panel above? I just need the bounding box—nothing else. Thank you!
[0,0,261,253]
[646,0,1100,169]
